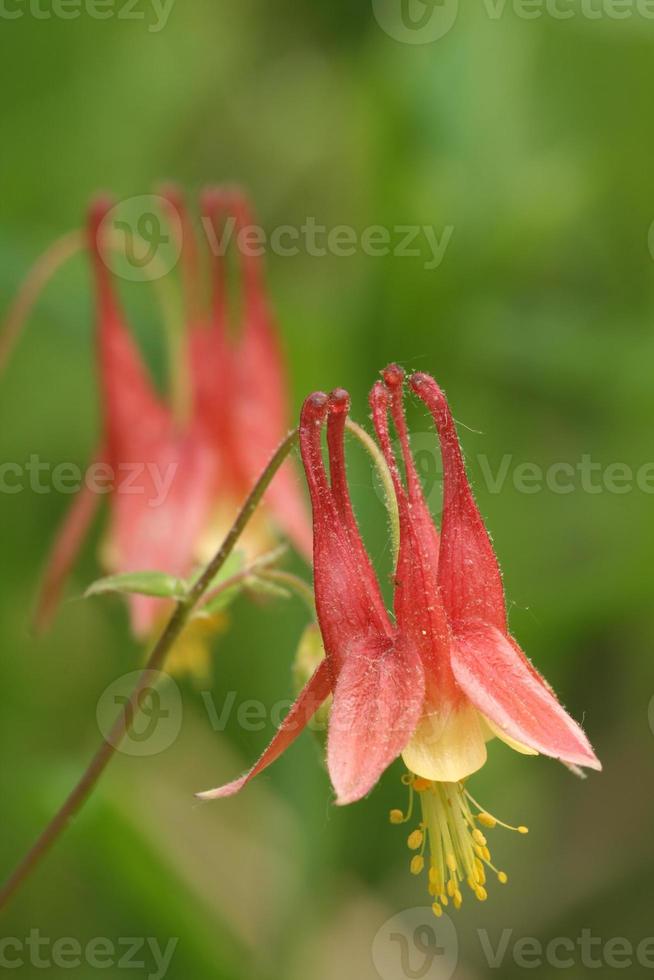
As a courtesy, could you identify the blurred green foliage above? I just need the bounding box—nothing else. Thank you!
[1,3,653,978]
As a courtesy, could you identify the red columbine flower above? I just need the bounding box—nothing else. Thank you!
[375,367,599,912]
[199,366,600,914]
[36,187,310,640]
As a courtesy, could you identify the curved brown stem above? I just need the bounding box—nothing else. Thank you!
[0,429,300,913]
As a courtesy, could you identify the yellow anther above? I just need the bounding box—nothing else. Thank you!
[410,855,425,875]
[397,773,527,912]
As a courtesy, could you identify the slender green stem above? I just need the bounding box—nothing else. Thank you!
[0,230,85,377]
[345,417,400,567]
[198,546,287,609]
[187,432,297,604]
[258,569,316,614]
[0,429,299,914]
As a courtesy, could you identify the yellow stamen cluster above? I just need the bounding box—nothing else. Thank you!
[389,773,528,916]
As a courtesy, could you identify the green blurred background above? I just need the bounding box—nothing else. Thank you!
[1,2,653,978]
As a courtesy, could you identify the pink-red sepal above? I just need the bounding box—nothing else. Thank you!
[327,635,425,805]
[410,372,507,633]
[196,659,333,799]
[451,622,601,770]
[89,198,215,635]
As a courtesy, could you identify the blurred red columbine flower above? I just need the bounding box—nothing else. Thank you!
[199,365,600,913]
[36,187,311,642]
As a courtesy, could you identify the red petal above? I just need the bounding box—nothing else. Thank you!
[201,188,312,558]
[193,188,238,466]
[89,198,171,471]
[326,389,391,628]
[410,373,507,632]
[382,365,440,577]
[196,658,333,799]
[89,199,215,635]
[300,392,392,677]
[109,428,215,635]
[308,385,429,802]
[327,634,425,805]
[370,379,455,701]
[451,622,601,770]
[229,189,312,558]
[165,189,236,490]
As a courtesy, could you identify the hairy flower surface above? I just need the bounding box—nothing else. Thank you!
[199,366,600,906]
[36,187,310,638]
